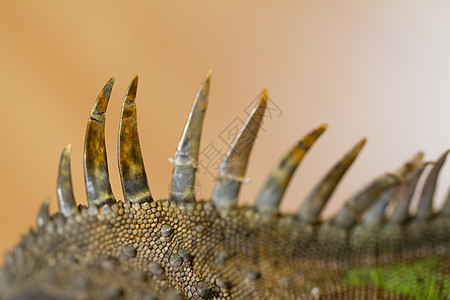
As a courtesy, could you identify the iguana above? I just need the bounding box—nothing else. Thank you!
[0,72,448,299]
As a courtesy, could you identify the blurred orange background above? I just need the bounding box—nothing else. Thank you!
[1,1,450,259]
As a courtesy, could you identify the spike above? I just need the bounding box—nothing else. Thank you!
[361,152,424,227]
[170,70,211,204]
[84,78,115,206]
[37,197,50,232]
[439,187,450,218]
[255,124,327,214]
[57,144,77,216]
[298,138,366,224]
[212,90,267,211]
[396,152,424,177]
[389,162,427,224]
[361,187,397,228]
[118,76,153,204]
[416,150,449,220]
[332,173,402,229]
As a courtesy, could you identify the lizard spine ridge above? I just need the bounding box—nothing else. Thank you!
[0,72,449,299]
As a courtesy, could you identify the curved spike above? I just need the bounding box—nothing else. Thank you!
[255,124,327,214]
[389,162,427,224]
[362,152,424,227]
[118,76,153,204]
[416,150,449,220]
[84,78,115,207]
[170,70,211,204]
[332,173,402,229]
[57,144,77,216]
[212,90,267,212]
[37,197,50,232]
[298,138,366,224]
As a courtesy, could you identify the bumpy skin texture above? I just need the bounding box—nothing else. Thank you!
[1,200,449,299]
[0,77,449,299]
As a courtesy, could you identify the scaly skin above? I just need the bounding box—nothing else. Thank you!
[0,75,448,299]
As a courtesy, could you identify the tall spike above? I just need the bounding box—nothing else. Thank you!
[118,76,153,204]
[332,173,402,229]
[298,138,366,224]
[37,197,50,232]
[57,144,77,216]
[389,162,427,224]
[416,150,449,220]
[212,90,267,212]
[84,78,115,206]
[255,124,327,214]
[170,70,211,204]
[361,152,423,227]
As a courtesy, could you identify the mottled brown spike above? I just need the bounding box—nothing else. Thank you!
[416,150,449,219]
[212,90,267,212]
[118,76,153,204]
[170,70,211,204]
[255,124,327,214]
[37,197,50,232]
[57,144,77,216]
[84,78,115,206]
[332,173,402,229]
[298,138,366,224]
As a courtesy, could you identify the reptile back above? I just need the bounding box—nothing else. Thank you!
[0,74,448,299]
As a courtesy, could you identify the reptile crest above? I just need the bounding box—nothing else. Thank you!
[0,72,449,299]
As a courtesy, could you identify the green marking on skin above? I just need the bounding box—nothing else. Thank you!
[345,257,449,299]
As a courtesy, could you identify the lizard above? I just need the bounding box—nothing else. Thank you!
[0,71,448,299]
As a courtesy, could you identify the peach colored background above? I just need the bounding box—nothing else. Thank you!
[1,1,450,259]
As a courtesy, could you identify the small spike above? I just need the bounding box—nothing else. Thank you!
[37,197,50,232]
[362,152,424,227]
[255,124,327,214]
[57,144,77,216]
[416,150,449,220]
[118,76,153,203]
[389,162,427,224]
[298,138,366,224]
[212,90,267,211]
[332,173,402,229]
[170,70,211,204]
[84,78,115,206]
